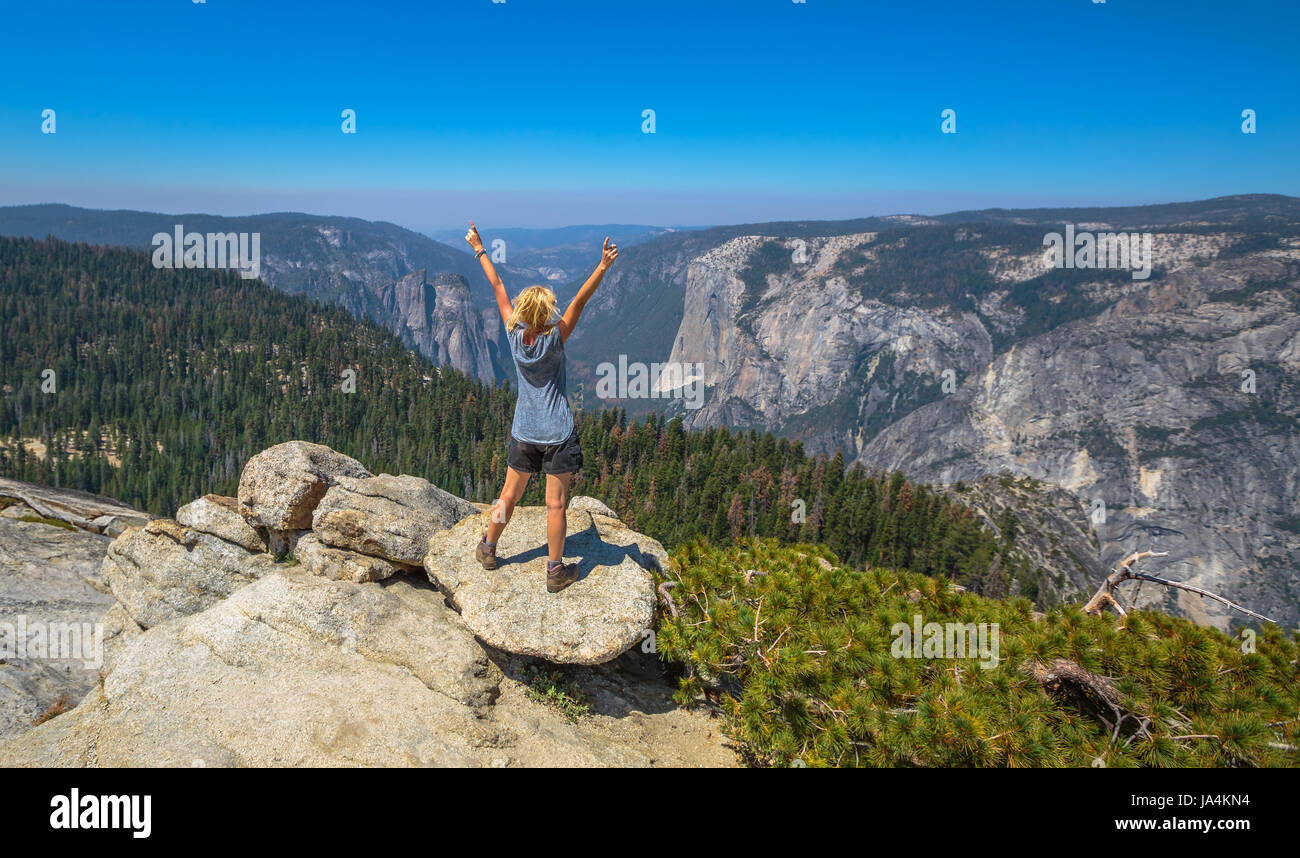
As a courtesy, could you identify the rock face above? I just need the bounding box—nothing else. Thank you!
[103,519,279,630]
[238,441,372,530]
[666,232,993,442]
[176,494,266,552]
[0,445,734,767]
[424,507,663,665]
[857,251,1300,630]
[373,270,497,384]
[312,474,477,565]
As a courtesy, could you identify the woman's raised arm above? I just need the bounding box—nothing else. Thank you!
[466,221,513,326]
[559,237,618,340]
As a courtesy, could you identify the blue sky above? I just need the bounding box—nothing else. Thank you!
[1,0,1296,230]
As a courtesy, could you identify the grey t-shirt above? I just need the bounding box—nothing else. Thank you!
[508,326,574,445]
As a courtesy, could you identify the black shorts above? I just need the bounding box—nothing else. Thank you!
[507,428,583,476]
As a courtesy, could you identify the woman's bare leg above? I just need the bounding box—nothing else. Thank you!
[486,467,531,544]
[544,472,574,563]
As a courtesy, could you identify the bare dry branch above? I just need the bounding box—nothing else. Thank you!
[1083,550,1276,624]
[1127,571,1276,624]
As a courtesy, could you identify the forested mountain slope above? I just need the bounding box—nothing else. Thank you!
[0,204,552,382]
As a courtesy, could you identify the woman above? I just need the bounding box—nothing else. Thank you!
[466,221,618,592]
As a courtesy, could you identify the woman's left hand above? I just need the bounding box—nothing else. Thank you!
[599,236,618,270]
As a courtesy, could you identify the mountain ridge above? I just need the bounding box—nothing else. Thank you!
[0,203,546,382]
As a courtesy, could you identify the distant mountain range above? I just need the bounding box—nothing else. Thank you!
[564,194,1300,400]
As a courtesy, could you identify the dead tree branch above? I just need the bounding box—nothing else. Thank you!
[1083,550,1275,624]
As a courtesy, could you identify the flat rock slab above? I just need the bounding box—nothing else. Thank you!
[424,507,665,665]
[0,514,115,742]
[0,476,151,535]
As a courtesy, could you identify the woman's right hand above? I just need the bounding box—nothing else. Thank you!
[465,221,485,253]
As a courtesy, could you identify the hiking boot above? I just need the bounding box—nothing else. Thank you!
[475,538,498,570]
[546,562,579,593]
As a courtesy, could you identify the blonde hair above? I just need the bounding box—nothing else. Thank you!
[508,285,559,334]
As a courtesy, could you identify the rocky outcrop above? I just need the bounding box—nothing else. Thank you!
[0,445,732,767]
[424,506,663,665]
[237,441,371,530]
[0,570,733,766]
[312,473,477,565]
[0,572,513,765]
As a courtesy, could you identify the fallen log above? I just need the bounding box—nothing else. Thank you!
[1025,658,1150,742]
